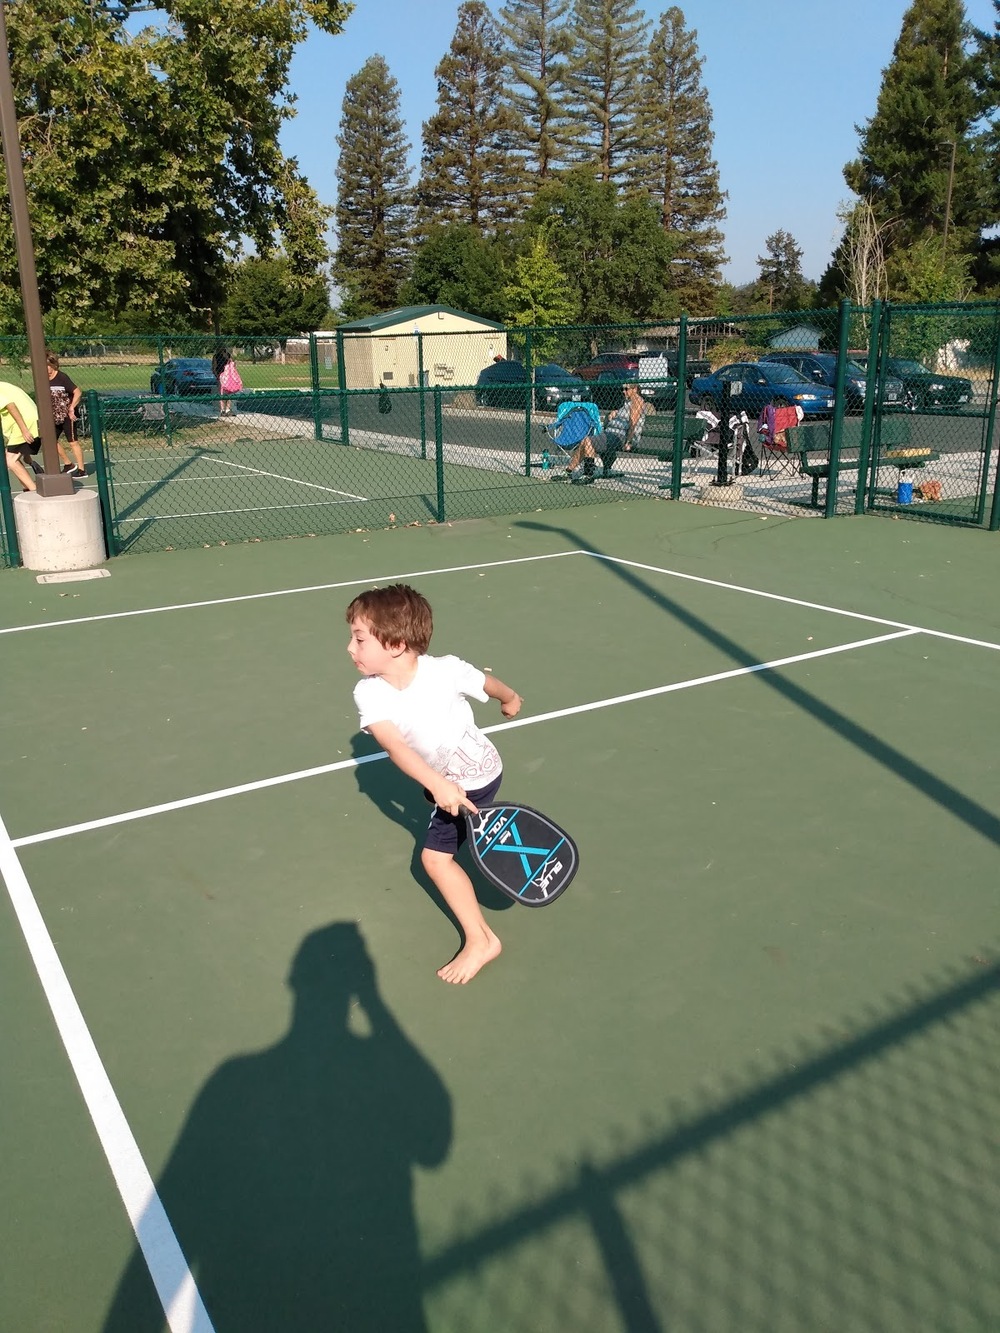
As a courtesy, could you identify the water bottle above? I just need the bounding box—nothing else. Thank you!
[541,448,550,473]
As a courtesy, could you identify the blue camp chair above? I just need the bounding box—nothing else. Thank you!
[543,402,603,475]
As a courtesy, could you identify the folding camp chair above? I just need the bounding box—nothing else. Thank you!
[543,401,604,477]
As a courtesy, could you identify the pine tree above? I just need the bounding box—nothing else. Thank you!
[629,7,726,313]
[842,0,986,268]
[972,0,1000,289]
[416,1,525,234]
[755,231,814,311]
[498,0,574,179]
[333,56,413,317]
[560,0,649,184]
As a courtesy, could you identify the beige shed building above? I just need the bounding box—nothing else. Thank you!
[337,305,506,390]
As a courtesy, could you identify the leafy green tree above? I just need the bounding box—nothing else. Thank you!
[333,56,414,318]
[525,167,676,324]
[755,230,815,311]
[401,223,510,322]
[416,1,525,233]
[842,0,986,268]
[0,0,351,332]
[497,0,574,179]
[221,258,330,336]
[502,223,579,349]
[560,0,649,183]
[629,7,726,314]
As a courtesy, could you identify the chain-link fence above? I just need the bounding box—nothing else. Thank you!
[0,456,20,568]
[86,385,622,556]
[2,302,999,565]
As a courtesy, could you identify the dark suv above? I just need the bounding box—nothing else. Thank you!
[760,352,903,413]
[851,355,973,411]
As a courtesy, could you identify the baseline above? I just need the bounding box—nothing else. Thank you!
[11,628,919,849]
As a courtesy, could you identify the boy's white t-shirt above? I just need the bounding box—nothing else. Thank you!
[354,654,502,786]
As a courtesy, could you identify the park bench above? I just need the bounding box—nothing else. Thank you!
[598,415,709,484]
[784,416,940,508]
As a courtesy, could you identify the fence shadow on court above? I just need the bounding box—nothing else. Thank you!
[422,955,1000,1332]
[102,922,451,1333]
[516,520,1000,849]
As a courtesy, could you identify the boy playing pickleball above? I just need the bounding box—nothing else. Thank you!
[346,583,522,984]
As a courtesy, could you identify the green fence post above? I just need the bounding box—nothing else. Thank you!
[985,308,1000,530]
[87,389,118,557]
[823,298,852,518]
[434,387,446,523]
[670,314,688,499]
[309,333,323,440]
[336,329,350,447]
[866,302,893,511]
[418,333,427,460]
[0,442,21,567]
[854,300,882,514]
[523,327,534,476]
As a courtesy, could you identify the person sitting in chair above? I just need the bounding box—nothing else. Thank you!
[566,381,651,481]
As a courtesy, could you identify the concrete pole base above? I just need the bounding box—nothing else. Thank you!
[700,482,744,506]
[13,487,106,572]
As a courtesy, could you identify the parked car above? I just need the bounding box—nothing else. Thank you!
[851,355,973,410]
[150,357,219,396]
[473,360,589,410]
[760,352,904,412]
[689,361,835,418]
[573,351,639,382]
[591,363,679,412]
[575,349,710,388]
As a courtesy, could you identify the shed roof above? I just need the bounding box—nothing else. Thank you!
[337,305,504,333]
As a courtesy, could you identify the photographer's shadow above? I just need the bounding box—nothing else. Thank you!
[350,734,513,916]
[103,922,451,1332]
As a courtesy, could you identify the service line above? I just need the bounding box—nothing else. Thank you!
[12,628,919,849]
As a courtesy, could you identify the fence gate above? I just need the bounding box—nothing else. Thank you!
[866,302,1000,527]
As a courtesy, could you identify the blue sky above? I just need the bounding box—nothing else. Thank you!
[278,0,998,285]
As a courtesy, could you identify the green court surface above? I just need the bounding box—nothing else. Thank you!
[1,499,998,1333]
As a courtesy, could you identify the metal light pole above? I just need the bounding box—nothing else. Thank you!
[0,0,73,495]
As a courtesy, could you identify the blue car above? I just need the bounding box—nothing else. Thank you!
[690,362,835,418]
[150,357,219,396]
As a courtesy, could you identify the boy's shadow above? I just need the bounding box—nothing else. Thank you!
[351,735,513,917]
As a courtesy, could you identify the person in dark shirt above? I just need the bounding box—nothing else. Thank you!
[46,353,86,477]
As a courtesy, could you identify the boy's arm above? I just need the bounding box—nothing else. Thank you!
[364,719,474,815]
[483,674,522,719]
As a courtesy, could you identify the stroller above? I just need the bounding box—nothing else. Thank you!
[542,401,606,479]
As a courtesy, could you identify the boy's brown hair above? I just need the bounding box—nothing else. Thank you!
[46,352,60,370]
[345,583,433,654]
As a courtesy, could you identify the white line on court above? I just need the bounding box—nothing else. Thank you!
[11,629,919,849]
[208,457,368,500]
[587,553,1000,653]
[0,551,580,636]
[0,811,215,1333]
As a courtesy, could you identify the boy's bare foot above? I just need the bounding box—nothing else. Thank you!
[437,928,501,985]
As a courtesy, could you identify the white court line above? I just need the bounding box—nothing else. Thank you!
[0,551,580,636]
[11,629,918,849]
[209,457,368,500]
[587,553,1000,653]
[0,811,214,1333]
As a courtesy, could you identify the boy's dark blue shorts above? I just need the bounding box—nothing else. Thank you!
[422,775,502,856]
